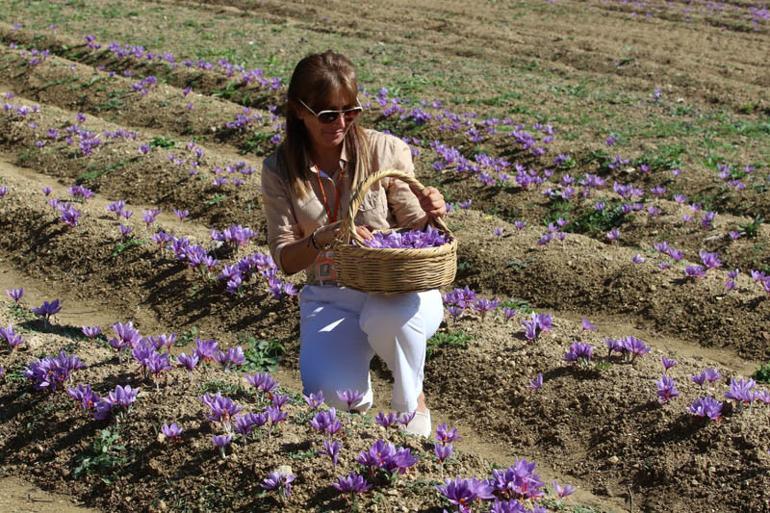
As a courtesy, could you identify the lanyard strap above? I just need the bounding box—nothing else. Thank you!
[315,168,344,223]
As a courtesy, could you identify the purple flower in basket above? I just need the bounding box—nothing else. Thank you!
[362,225,447,249]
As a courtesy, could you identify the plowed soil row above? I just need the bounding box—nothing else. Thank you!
[0,92,267,230]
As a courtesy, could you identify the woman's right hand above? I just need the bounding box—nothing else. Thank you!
[314,222,373,249]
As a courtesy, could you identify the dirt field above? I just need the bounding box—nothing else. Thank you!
[0,0,769,512]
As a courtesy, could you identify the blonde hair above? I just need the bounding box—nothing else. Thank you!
[280,50,370,199]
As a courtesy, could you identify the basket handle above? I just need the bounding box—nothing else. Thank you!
[335,168,451,246]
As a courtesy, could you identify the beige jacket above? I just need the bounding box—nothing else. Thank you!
[261,129,428,282]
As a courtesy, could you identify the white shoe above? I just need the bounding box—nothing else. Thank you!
[403,409,431,437]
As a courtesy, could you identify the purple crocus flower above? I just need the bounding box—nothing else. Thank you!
[436,478,495,511]
[375,411,400,429]
[32,299,62,322]
[266,405,288,427]
[261,470,295,498]
[81,326,102,338]
[161,422,183,440]
[333,472,370,496]
[724,377,757,405]
[6,288,23,302]
[397,411,416,426]
[176,352,199,371]
[699,250,721,270]
[1,325,24,349]
[661,357,678,372]
[214,346,245,370]
[564,342,594,364]
[685,265,706,279]
[108,384,139,408]
[434,442,454,462]
[692,368,721,387]
[212,434,233,457]
[303,390,325,410]
[622,336,650,361]
[552,480,576,499]
[581,317,596,331]
[201,393,242,428]
[67,384,100,411]
[322,439,342,466]
[142,209,160,227]
[194,338,219,363]
[336,389,365,412]
[244,372,278,396]
[436,423,461,444]
[656,375,680,404]
[488,458,545,500]
[529,372,543,391]
[606,228,620,242]
[689,396,723,421]
[24,351,85,391]
[311,408,343,436]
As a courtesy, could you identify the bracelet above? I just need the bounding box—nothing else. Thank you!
[311,227,332,251]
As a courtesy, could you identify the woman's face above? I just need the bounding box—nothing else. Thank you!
[297,88,357,153]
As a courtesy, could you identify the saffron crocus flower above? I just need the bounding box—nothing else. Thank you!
[521,312,552,342]
[685,265,706,279]
[214,346,245,370]
[194,338,219,362]
[502,307,517,321]
[397,411,416,426]
[632,254,645,264]
[67,384,99,410]
[656,375,680,404]
[303,390,325,410]
[81,326,102,338]
[622,336,650,361]
[661,357,678,372]
[564,342,593,364]
[174,208,190,221]
[6,288,23,302]
[262,470,295,498]
[311,408,343,436]
[0,325,24,349]
[333,472,370,496]
[32,299,62,322]
[606,228,620,242]
[244,372,278,396]
[212,434,233,457]
[488,458,545,500]
[473,298,500,320]
[529,372,543,391]
[581,317,596,331]
[436,423,461,444]
[201,393,242,428]
[436,478,495,510]
[699,250,721,270]
[161,423,183,440]
[176,352,199,371]
[434,442,454,462]
[266,405,288,427]
[336,389,365,412]
[108,384,140,408]
[24,351,85,391]
[375,411,399,429]
[552,480,576,499]
[322,439,342,466]
[689,396,723,421]
[724,377,757,405]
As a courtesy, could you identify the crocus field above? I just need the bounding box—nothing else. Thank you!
[0,1,769,512]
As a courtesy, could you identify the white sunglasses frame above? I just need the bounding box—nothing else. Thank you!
[296,97,363,124]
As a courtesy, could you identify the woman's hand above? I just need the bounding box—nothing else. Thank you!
[313,221,373,248]
[413,185,446,219]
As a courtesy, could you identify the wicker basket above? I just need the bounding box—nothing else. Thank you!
[333,169,457,294]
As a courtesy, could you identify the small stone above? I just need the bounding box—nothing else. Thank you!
[608,455,620,465]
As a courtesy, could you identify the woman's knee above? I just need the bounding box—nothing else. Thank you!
[360,290,443,339]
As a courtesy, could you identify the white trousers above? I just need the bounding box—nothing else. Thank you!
[299,285,444,413]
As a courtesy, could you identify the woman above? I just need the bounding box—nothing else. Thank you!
[261,50,447,436]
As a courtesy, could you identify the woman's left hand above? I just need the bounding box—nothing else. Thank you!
[415,186,446,219]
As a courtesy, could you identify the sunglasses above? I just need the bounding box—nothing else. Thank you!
[297,98,363,125]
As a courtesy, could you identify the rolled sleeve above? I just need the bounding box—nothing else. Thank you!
[260,161,303,274]
[385,137,429,230]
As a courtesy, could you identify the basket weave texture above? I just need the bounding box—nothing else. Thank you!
[333,169,457,294]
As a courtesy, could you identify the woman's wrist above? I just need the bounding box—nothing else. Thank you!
[310,226,331,251]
